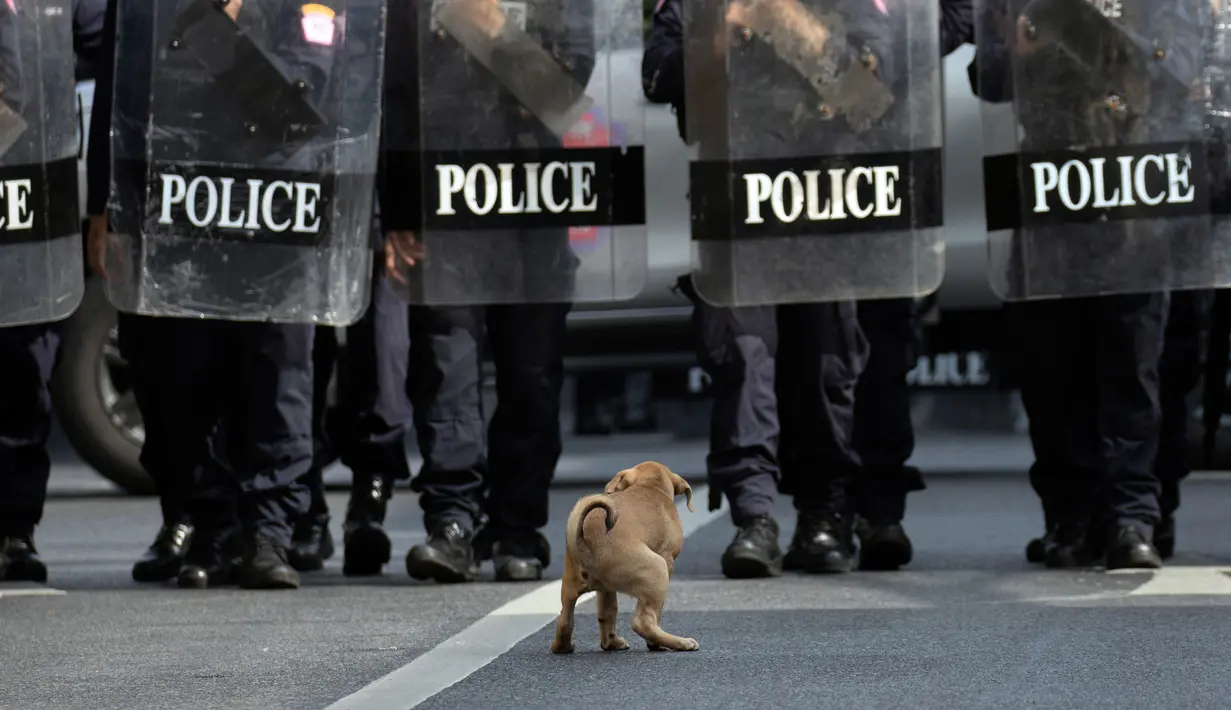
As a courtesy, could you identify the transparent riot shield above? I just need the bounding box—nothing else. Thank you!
[104,0,384,324]
[386,0,647,305]
[0,0,84,327]
[682,0,944,307]
[977,0,1225,300]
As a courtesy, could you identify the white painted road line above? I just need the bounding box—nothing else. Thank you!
[1111,566,1231,596]
[0,587,68,598]
[324,486,727,710]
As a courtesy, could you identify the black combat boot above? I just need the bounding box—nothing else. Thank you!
[342,475,393,577]
[237,534,301,590]
[0,534,48,583]
[855,518,913,571]
[406,521,478,583]
[1154,516,1176,560]
[492,528,552,582]
[784,510,855,574]
[288,513,335,572]
[132,520,194,582]
[177,524,234,589]
[720,515,783,579]
[1105,525,1163,570]
[1042,521,1096,569]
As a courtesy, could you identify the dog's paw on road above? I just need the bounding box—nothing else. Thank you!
[601,636,631,651]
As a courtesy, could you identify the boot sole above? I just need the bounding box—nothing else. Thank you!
[4,562,48,584]
[1025,538,1046,564]
[858,541,912,571]
[344,527,392,577]
[288,552,325,572]
[721,552,783,579]
[494,559,545,582]
[238,569,301,589]
[406,550,476,584]
[132,560,183,583]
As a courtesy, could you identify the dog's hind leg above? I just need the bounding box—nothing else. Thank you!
[597,590,629,651]
[628,553,699,652]
[552,553,585,654]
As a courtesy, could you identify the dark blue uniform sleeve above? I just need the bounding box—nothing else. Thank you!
[641,0,686,139]
[376,0,420,232]
[272,1,338,107]
[85,0,115,216]
[967,0,1013,102]
[940,0,973,56]
[73,0,106,67]
[1142,0,1205,104]
[0,1,23,113]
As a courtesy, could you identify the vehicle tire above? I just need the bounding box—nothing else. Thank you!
[50,277,153,495]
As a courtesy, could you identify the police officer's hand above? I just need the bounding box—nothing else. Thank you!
[451,0,504,36]
[385,230,425,283]
[221,0,242,21]
[87,214,112,280]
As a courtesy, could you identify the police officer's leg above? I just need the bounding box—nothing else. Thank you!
[851,297,923,571]
[1013,299,1099,567]
[226,322,315,590]
[404,305,486,584]
[778,302,868,575]
[676,275,783,579]
[288,325,339,572]
[118,313,197,581]
[1153,289,1210,559]
[338,271,412,577]
[481,301,571,582]
[1096,292,1168,569]
[134,318,236,589]
[0,323,61,582]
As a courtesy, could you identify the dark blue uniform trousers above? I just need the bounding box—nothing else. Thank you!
[1013,293,1168,537]
[407,302,570,534]
[137,318,314,546]
[305,267,412,512]
[1156,289,1211,520]
[0,323,61,536]
[850,298,925,524]
[678,276,869,525]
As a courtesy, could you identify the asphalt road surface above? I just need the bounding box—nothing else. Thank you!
[5,436,1231,710]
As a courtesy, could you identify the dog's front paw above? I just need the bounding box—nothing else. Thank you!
[601,636,630,651]
[551,639,575,654]
[677,637,700,652]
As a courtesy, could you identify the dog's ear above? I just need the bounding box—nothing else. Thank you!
[670,472,694,512]
[605,468,636,494]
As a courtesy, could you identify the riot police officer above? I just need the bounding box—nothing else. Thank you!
[290,225,412,577]
[88,0,357,589]
[971,0,1209,569]
[644,0,964,578]
[383,0,605,584]
[850,0,972,572]
[0,0,106,583]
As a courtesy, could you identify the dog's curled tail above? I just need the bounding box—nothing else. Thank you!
[574,495,618,548]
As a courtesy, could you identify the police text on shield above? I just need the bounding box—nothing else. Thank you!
[156,173,324,233]
[1030,152,1194,213]
[433,161,598,217]
[0,178,35,232]
[741,165,903,225]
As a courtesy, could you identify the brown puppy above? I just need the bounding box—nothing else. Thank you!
[552,461,699,654]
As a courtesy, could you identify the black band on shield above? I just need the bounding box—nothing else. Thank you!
[688,147,943,241]
[0,157,80,246]
[117,158,341,248]
[418,146,646,231]
[984,141,1211,232]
